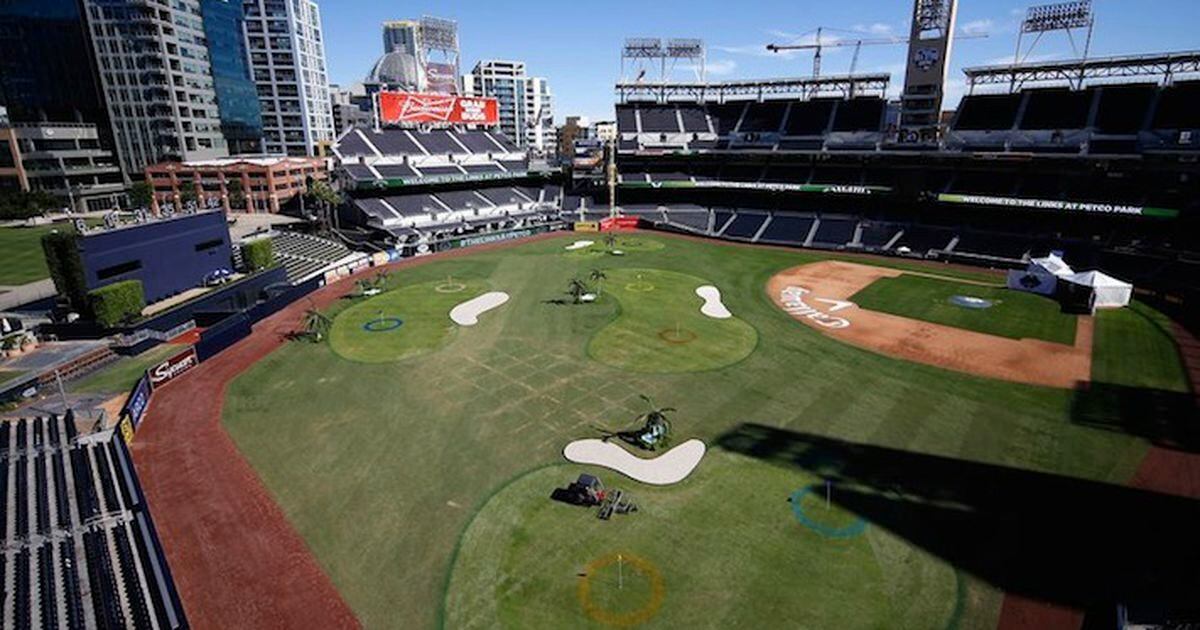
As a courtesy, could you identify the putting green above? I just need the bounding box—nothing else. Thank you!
[329,278,489,363]
[564,236,666,258]
[588,268,757,373]
[443,453,963,629]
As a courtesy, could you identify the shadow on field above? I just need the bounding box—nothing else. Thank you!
[715,423,1200,617]
[1071,382,1200,453]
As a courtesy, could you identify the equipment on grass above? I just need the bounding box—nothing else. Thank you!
[550,474,639,520]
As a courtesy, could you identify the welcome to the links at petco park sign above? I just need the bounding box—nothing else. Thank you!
[937,193,1179,219]
[621,180,890,195]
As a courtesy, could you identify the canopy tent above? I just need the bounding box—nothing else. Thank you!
[1061,270,1134,308]
[1028,252,1074,278]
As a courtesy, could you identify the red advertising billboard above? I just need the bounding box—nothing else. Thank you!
[379,92,498,126]
[148,348,198,390]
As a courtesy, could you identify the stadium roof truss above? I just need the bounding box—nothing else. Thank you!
[964,50,1200,91]
[615,74,890,103]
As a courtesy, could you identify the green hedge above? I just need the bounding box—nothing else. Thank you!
[88,280,145,328]
[242,238,275,272]
[41,230,89,311]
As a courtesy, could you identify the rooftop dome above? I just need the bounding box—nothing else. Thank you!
[368,50,421,90]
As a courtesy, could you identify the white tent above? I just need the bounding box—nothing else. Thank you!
[1028,252,1074,278]
[1061,270,1133,308]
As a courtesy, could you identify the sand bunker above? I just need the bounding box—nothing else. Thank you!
[695,285,732,319]
[563,439,707,485]
[564,240,595,251]
[449,291,510,326]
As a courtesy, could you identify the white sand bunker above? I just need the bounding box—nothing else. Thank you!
[450,291,510,326]
[563,439,707,486]
[564,240,594,251]
[695,285,732,319]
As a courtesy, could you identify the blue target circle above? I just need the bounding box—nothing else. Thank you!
[789,486,868,539]
[363,317,404,332]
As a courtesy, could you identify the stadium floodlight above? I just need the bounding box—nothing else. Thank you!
[623,38,664,59]
[1021,0,1093,33]
[1013,1,1095,68]
[621,38,706,83]
[665,38,704,60]
[420,16,458,51]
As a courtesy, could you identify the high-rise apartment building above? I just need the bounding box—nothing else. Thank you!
[84,0,230,173]
[461,60,555,155]
[202,0,263,154]
[243,0,334,156]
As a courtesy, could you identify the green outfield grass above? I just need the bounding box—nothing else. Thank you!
[71,343,183,395]
[0,369,25,386]
[221,233,1181,629]
[587,268,757,373]
[444,456,973,629]
[329,277,492,363]
[850,274,1079,345]
[562,235,665,259]
[1091,301,1190,392]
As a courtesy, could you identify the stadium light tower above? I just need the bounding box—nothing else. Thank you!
[1014,0,1095,66]
[621,38,705,84]
[898,0,959,141]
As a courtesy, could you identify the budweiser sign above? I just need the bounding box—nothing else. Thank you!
[379,91,498,126]
[148,348,198,389]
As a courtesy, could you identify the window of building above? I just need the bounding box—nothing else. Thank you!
[96,259,142,280]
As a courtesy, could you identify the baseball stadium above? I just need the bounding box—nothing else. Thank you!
[2,1,1200,629]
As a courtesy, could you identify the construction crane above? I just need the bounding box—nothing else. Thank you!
[767,27,987,77]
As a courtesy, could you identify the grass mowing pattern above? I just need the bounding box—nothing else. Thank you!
[444,456,959,629]
[851,274,1078,345]
[588,268,757,373]
[70,343,181,394]
[563,236,665,259]
[329,278,489,363]
[1091,301,1189,392]
[222,234,1172,628]
[0,369,25,386]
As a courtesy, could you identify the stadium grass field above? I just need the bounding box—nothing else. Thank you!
[0,220,99,286]
[220,232,1187,629]
[850,273,1078,345]
[71,343,182,394]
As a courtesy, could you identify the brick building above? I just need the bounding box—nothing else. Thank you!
[145,156,326,214]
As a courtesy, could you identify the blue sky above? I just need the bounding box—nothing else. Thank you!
[320,0,1199,123]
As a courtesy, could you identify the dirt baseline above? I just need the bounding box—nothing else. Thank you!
[767,260,1093,389]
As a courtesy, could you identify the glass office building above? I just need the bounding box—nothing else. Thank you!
[202,0,264,154]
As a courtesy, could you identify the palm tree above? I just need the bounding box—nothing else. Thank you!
[635,394,675,450]
[589,269,608,296]
[567,277,590,304]
[604,232,618,252]
[302,309,332,342]
[371,270,390,290]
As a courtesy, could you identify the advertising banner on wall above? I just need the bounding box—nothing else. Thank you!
[378,92,498,126]
[937,193,1179,219]
[122,374,152,431]
[620,180,890,195]
[424,62,459,94]
[148,348,199,390]
[600,216,641,231]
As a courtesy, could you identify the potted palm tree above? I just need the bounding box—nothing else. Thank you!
[302,309,332,342]
[589,269,608,297]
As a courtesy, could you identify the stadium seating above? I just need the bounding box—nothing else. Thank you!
[740,102,789,133]
[721,212,768,240]
[758,214,815,245]
[266,231,364,283]
[784,100,836,135]
[709,103,747,135]
[1,414,186,629]
[1094,84,1156,134]
[639,106,682,133]
[811,216,858,248]
[831,98,885,132]
[953,93,1023,131]
[679,105,711,133]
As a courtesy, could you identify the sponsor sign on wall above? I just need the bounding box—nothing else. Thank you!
[620,180,888,195]
[425,62,459,94]
[574,221,600,232]
[600,216,641,231]
[378,91,498,126]
[937,193,1179,219]
[148,348,199,390]
[122,374,152,430]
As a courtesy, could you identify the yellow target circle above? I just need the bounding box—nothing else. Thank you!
[577,552,665,627]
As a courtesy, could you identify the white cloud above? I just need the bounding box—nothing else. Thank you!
[702,59,738,76]
[960,19,994,36]
[853,22,895,36]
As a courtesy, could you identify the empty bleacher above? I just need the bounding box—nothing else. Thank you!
[1020,88,1093,130]
[831,98,885,132]
[679,105,710,133]
[740,102,789,133]
[722,213,768,240]
[857,221,900,250]
[758,214,815,245]
[265,231,363,283]
[784,100,836,135]
[954,93,1023,131]
[336,127,522,159]
[1152,81,1200,130]
[893,226,955,254]
[640,106,682,133]
[1094,84,1156,134]
[811,216,858,248]
[1,414,187,629]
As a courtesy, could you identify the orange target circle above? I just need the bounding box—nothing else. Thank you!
[577,552,665,627]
